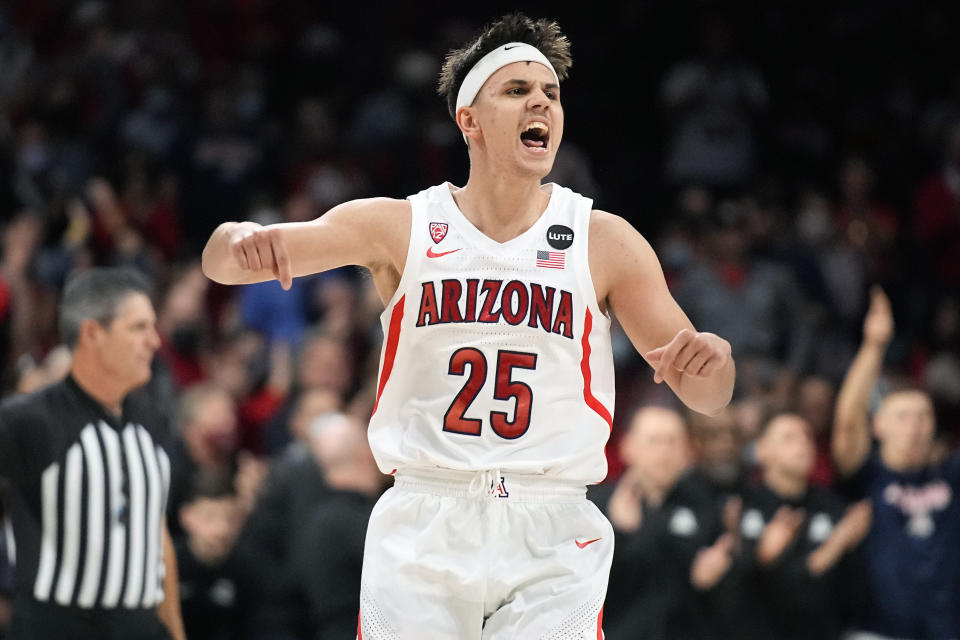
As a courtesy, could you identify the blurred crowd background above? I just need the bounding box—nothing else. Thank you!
[0,0,958,638]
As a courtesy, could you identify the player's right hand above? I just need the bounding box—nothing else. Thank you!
[229,222,294,290]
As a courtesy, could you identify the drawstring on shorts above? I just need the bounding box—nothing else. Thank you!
[467,468,502,498]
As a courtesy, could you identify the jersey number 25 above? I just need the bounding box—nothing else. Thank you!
[443,348,538,439]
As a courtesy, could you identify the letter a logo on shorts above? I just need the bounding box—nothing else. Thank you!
[429,222,449,244]
[493,477,509,498]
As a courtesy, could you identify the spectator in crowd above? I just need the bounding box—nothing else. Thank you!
[166,382,241,538]
[176,472,255,640]
[673,199,815,394]
[660,9,769,190]
[832,287,960,638]
[260,329,354,455]
[914,122,960,289]
[293,411,389,640]
[687,406,748,505]
[796,375,839,487]
[594,406,736,640]
[739,412,871,639]
[231,400,342,639]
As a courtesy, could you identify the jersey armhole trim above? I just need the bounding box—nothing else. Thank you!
[576,200,610,324]
[380,196,420,311]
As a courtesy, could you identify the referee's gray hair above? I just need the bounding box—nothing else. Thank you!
[59,267,152,348]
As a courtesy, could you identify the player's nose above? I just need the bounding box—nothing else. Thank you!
[527,87,552,110]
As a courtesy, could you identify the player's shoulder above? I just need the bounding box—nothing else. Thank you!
[328,196,411,220]
[587,209,659,271]
[588,209,650,244]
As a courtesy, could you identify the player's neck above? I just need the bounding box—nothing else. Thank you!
[453,172,550,243]
[70,357,127,416]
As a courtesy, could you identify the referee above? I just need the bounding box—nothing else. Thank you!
[0,268,186,639]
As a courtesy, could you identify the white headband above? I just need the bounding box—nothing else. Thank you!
[455,42,559,112]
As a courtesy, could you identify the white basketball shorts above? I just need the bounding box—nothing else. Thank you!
[357,468,613,640]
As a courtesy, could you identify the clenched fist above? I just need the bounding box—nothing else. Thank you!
[228,222,294,290]
[645,329,732,384]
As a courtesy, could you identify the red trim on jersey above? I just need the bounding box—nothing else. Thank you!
[373,295,406,415]
[357,611,362,639]
[581,308,613,429]
[597,606,604,639]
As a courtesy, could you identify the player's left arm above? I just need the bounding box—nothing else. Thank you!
[590,211,734,415]
[157,518,187,640]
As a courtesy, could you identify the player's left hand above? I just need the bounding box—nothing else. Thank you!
[645,329,731,384]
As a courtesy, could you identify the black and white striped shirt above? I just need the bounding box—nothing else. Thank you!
[0,376,170,612]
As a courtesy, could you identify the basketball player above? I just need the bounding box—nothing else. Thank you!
[202,13,735,639]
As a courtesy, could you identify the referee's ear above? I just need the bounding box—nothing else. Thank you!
[76,318,104,349]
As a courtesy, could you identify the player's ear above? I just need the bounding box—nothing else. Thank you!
[456,106,482,145]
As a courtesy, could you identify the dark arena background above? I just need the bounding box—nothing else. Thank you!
[0,1,958,638]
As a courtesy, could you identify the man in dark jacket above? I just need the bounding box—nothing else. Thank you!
[592,406,735,640]
[293,412,388,639]
[740,412,871,639]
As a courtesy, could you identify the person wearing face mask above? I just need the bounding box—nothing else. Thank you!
[833,287,960,639]
[165,382,240,540]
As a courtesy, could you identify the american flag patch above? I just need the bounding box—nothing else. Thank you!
[536,250,565,269]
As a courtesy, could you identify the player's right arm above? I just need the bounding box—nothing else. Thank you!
[201,197,410,293]
[832,286,892,476]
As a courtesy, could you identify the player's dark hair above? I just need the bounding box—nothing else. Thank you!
[59,267,152,348]
[438,12,572,119]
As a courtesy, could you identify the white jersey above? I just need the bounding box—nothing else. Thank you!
[368,182,615,484]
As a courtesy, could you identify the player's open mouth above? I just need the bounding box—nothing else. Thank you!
[520,121,549,153]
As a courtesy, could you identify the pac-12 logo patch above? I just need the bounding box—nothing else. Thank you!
[429,222,449,244]
[547,224,574,250]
